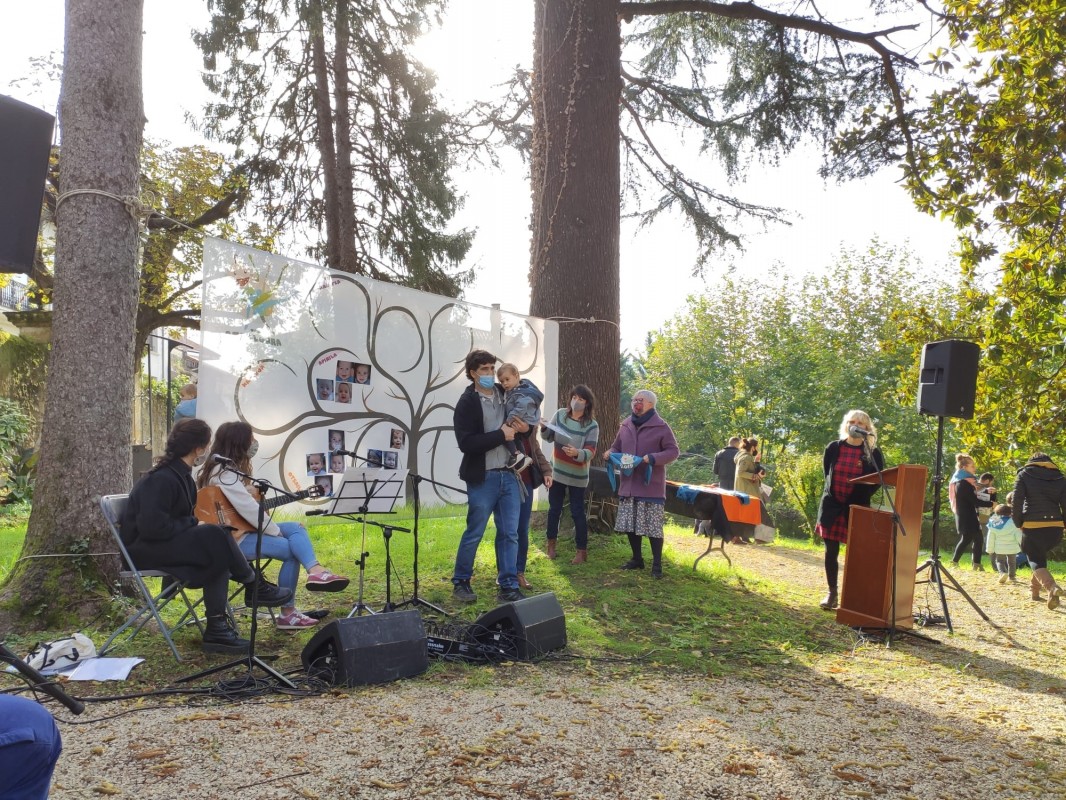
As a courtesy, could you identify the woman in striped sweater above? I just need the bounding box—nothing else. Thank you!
[541,384,600,563]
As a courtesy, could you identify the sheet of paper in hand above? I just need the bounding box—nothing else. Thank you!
[543,418,578,448]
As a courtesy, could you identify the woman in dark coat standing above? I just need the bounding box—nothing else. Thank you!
[1011,453,1066,609]
[815,410,884,610]
[949,453,994,570]
[121,419,289,654]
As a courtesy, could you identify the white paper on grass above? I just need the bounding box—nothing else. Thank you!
[66,657,145,681]
[198,238,559,509]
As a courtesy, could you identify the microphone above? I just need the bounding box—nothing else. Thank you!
[848,425,871,439]
[331,448,354,457]
[211,454,234,464]
[305,509,326,516]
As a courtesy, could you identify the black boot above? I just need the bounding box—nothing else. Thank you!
[244,572,294,608]
[620,533,644,570]
[649,538,664,578]
[202,615,251,654]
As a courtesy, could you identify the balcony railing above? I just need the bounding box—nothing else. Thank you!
[0,283,33,311]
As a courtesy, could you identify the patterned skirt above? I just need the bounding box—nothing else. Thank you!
[615,498,665,539]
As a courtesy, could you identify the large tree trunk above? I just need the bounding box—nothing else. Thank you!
[529,0,623,450]
[309,0,343,269]
[0,0,144,630]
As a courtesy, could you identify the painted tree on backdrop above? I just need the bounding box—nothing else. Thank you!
[642,244,959,525]
[527,1,941,449]
[0,0,144,629]
[904,1,1066,466]
[194,0,473,296]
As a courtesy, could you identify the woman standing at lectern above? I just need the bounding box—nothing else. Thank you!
[815,410,885,610]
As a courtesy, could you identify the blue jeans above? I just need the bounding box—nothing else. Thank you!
[515,482,534,573]
[0,695,62,800]
[546,481,588,549]
[239,521,319,603]
[454,470,521,590]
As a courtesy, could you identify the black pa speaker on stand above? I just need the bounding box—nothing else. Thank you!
[468,592,567,661]
[301,610,428,685]
[916,339,980,420]
[0,95,55,274]
[914,338,991,632]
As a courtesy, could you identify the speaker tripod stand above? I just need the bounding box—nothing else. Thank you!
[914,415,991,633]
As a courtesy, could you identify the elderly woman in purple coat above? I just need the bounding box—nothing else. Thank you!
[603,389,680,578]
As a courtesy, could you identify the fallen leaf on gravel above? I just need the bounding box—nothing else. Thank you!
[132,748,167,760]
[91,782,121,795]
[833,770,868,782]
[723,761,757,776]
[369,779,408,789]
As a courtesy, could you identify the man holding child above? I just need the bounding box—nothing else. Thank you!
[450,349,525,604]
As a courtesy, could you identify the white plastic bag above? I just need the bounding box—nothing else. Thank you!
[24,633,97,673]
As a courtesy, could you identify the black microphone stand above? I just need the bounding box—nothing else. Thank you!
[393,471,465,617]
[0,641,85,714]
[179,464,297,688]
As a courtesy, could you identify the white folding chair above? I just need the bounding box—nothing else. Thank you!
[98,493,205,662]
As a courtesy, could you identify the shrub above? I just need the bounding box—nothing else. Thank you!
[0,398,36,504]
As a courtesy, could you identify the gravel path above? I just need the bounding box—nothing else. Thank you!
[43,541,1066,799]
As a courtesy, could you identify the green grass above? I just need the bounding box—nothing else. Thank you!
[0,503,855,687]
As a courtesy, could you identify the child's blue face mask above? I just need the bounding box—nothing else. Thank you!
[478,375,495,389]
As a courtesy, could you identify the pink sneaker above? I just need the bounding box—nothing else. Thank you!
[275,610,319,630]
[306,569,350,592]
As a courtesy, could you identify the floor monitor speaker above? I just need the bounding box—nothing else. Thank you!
[469,592,566,661]
[917,339,979,420]
[0,96,55,274]
[301,610,428,686]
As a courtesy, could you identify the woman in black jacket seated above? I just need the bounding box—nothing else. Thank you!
[1011,453,1066,609]
[121,419,291,654]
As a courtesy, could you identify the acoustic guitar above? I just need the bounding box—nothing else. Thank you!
[195,484,325,539]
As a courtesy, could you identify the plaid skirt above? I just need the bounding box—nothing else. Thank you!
[615,498,665,539]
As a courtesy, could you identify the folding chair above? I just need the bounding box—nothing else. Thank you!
[98,493,205,662]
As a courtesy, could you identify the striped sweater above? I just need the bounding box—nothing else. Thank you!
[541,409,599,488]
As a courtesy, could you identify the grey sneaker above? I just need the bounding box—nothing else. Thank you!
[496,588,525,603]
[453,581,477,603]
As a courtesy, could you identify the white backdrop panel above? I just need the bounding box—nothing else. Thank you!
[198,238,559,506]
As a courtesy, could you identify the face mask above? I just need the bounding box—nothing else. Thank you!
[247,440,260,458]
[570,399,586,413]
[192,451,207,467]
[477,375,495,389]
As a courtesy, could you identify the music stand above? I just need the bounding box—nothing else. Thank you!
[328,467,406,618]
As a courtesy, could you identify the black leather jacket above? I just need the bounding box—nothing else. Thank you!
[1012,460,1066,530]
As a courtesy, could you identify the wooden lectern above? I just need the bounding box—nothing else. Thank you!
[837,465,929,629]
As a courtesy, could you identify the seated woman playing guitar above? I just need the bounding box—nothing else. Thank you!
[197,421,350,630]
[122,419,292,654]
